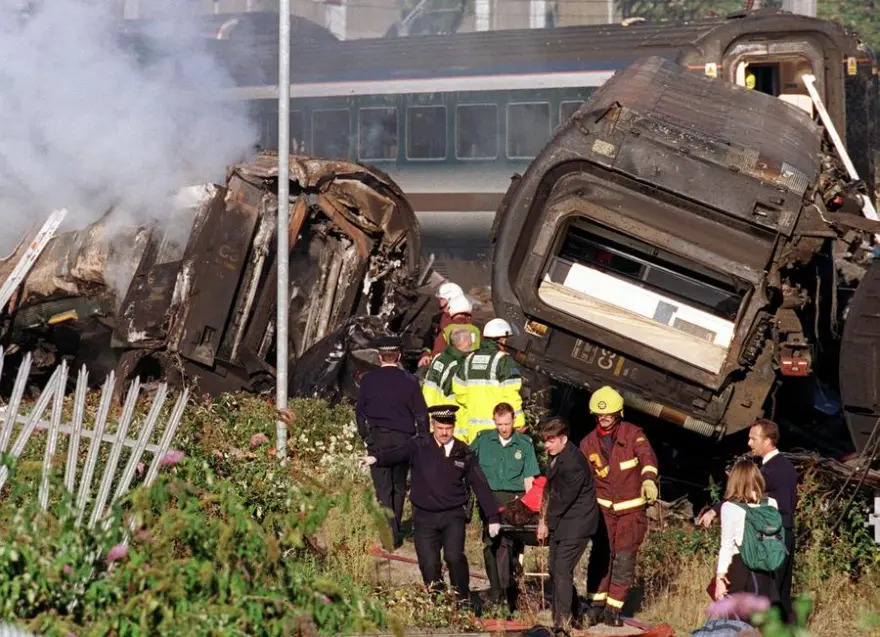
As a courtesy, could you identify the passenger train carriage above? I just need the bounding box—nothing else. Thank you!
[208,9,879,219]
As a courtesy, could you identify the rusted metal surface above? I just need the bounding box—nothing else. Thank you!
[492,57,878,450]
[1,154,422,400]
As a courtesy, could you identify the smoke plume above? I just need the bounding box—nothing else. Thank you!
[0,0,257,254]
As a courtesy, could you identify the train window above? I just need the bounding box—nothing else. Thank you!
[557,223,743,321]
[538,220,743,373]
[407,106,447,160]
[291,110,306,154]
[358,107,398,161]
[312,109,351,159]
[507,102,550,159]
[560,101,583,123]
[747,64,780,96]
[456,104,497,160]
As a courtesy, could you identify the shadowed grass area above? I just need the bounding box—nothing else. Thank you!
[0,391,876,635]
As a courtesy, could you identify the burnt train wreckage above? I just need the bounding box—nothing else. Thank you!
[2,11,880,456]
[491,55,880,455]
[0,155,425,398]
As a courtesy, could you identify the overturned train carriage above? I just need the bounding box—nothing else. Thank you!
[492,56,880,452]
[0,154,421,396]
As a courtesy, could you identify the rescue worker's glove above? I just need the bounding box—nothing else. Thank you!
[488,523,500,538]
[641,479,658,504]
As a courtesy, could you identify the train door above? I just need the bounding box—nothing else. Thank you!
[722,38,834,125]
[731,55,816,117]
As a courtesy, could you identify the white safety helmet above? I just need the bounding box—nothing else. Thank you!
[436,281,464,302]
[447,295,472,316]
[483,318,513,339]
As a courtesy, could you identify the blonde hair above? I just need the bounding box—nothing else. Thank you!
[723,459,765,504]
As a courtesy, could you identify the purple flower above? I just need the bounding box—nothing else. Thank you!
[135,461,145,475]
[708,592,770,619]
[250,433,270,449]
[105,543,129,564]
[159,450,185,467]
[62,564,73,576]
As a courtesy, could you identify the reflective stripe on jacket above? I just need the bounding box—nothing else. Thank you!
[579,420,658,514]
[422,345,468,436]
[452,339,524,444]
[432,313,480,356]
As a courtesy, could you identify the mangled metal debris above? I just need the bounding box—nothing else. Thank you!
[0,153,423,397]
[491,57,880,452]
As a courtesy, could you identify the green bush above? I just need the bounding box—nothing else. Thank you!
[0,393,385,636]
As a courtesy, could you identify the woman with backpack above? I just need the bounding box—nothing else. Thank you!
[713,459,784,603]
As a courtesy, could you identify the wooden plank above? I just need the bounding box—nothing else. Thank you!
[538,280,727,373]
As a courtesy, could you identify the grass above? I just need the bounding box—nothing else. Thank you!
[2,389,878,635]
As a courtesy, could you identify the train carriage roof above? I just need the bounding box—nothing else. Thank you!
[209,10,860,87]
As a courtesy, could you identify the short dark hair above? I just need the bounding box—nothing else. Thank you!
[540,417,569,438]
[753,418,779,445]
[493,402,515,418]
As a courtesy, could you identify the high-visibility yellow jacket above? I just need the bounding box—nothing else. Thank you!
[422,344,468,437]
[452,339,524,443]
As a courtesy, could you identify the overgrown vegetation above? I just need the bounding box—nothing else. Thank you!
[0,392,877,635]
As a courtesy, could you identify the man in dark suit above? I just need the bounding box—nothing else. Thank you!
[537,417,599,634]
[698,418,798,619]
[356,335,429,548]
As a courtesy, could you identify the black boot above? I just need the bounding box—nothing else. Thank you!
[585,603,604,626]
[601,607,623,627]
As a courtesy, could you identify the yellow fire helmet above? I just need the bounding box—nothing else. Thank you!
[589,385,624,415]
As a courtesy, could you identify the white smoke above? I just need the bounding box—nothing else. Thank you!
[0,0,258,253]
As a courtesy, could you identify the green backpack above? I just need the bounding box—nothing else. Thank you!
[734,499,787,572]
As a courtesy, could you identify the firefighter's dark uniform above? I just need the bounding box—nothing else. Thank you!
[471,429,540,603]
[580,421,658,613]
[374,406,500,602]
[356,337,429,547]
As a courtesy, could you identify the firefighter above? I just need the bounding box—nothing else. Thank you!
[362,405,500,604]
[418,281,465,368]
[356,335,429,548]
[579,386,658,627]
[452,318,524,444]
[432,294,480,357]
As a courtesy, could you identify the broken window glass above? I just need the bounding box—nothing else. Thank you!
[560,101,583,123]
[406,106,446,160]
[358,107,398,160]
[507,102,550,159]
[558,223,743,320]
[456,104,497,159]
[312,109,351,159]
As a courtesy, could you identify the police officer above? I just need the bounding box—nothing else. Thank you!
[356,335,429,548]
[580,386,659,627]
[453,318,525,443]
[471,402,540,606]
[362,405,500,604]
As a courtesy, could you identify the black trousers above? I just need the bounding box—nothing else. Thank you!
[413,505,470,601]
[776,527,795,620]
[549,536,588,627]
[727,553,778,602]
[368,427,412,545]
[482,491,523,599]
